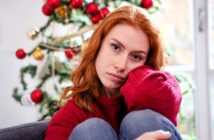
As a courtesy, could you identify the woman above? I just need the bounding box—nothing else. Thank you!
[45,5,182,140]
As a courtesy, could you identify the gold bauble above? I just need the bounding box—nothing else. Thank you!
[56,6,67,19]
[33,48,44,60]
[27,28,40,40]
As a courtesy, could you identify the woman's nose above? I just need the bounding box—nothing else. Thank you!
[114,56,128,73]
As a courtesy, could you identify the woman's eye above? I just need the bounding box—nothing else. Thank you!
[110,43,121,52]
[130,54,143,62]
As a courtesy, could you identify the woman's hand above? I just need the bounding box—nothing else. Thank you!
[135,130,171,140]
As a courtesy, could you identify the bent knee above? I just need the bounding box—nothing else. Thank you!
[121,109,173,131]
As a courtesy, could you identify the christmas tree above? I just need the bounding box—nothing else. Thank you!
[13,0,193,121]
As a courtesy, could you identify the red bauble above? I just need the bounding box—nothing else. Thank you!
[91,12,102,24]
[42,4,54,16]
[86,2,99,15]
[65,49,73,59]
[15,49,26,59]
[70,0,83,9]
[100,7,109,17]
[31,89,43,104]
[141,0,153,9]
[47,0,61,9]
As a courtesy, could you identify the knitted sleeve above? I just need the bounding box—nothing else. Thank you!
[120,66,182,126]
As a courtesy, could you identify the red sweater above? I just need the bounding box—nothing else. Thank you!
[45,66,182,140]
[44,95,127,140]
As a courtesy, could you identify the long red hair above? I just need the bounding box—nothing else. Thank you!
[60,5,164,112]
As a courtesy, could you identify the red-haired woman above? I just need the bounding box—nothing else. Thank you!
[45,5,182,140]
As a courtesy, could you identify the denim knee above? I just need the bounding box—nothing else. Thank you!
[69,118,118,140]
[120,109,182,140]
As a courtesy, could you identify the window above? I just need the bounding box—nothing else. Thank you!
[209,0,214,69]
[151,0,214,139]
[209,0,214,139]
[150,0,196,139]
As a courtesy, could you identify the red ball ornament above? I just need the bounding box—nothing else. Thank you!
[70,0,83,9]
[16,48,26,59]
[141,0,153,9]
[31,89,43,104]
[86,2,99,15]
[42,4,55,16]
[91,12,102,24]
[65,49,73,59]
[100,7,109,17]
[47,0,61,9]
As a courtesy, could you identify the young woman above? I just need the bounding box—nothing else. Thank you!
[45,5,182,140]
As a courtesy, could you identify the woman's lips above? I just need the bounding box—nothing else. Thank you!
[106,72,125,83]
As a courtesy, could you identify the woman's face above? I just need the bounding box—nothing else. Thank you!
[95,24,150,95]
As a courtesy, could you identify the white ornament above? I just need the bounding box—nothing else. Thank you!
[36,56,50,79]
[21,94,35,106]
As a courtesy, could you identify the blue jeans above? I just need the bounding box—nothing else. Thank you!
[68,109,183,140]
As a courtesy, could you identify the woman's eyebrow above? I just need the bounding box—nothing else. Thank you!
[131,50,148,55]
[110,38,125,49]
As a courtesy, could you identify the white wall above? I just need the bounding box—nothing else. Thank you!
[0,0,47,128]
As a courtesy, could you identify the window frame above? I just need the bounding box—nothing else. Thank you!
[193,0,213,139]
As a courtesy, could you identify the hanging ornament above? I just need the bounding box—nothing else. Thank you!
[36,57,50,79]
[30,89,44,104]
[100,7,110,17]
[65,49,73,59]
[33,47,44,61]
[70,0,83,9]
[42,4,55,16]
[86,2,99,15]
[54,56,64,72]
[15,48,26,59]
[56,6,68,20]
[27,28,40,40]
[71,47,80,55]
[91,12,102,24]
[47,0,61,9]
[141,0,153,9]
[21,94,34,106]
